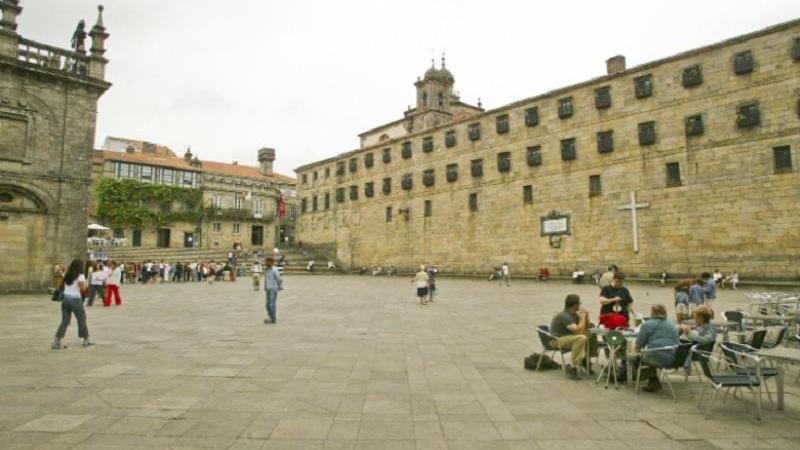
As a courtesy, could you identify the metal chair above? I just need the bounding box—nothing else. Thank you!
[595,331,625,389]
[720,341,778,407]
[749,329,768,350]
[636,342,693,399]
[685,340,715,382]
[535,325,567,373]
[694,348,762,420]
[722,310,744,332]
[760,326,789,350]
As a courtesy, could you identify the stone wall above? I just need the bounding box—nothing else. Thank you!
[296,20,800,280]
[0,63,110,292]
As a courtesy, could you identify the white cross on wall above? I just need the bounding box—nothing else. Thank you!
[617,191,650,253]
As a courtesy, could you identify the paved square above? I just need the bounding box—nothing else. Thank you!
[1,275,798,449]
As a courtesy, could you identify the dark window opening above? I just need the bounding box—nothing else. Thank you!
[527,146,542,166]
[386,206,392,222]
[666,162,682,187]
[382,177,392,194]
[423,169,435,186]
[312,195,318,211]
[638,121,656,146]
[468,123,481,141]
[445,130,457,147]
[424,200,432,217]
[686,115,704,136]
[496,114,509,134]
[336,161,345,175]
[471,159,483,177]
[349,158,357,173]
[469,193,478,212]
[525,106,539,127]
[423,137,434,153]
[365,153,374,168]
[497,152,511,172]
[522,185,533,204]
[736,103,760,129]
[560,138,576,161]
[734,51,754,75]
[349,185,358,200]
[597,130,614,153]
[558,97,573,119]
[682,65,703,87]
[365,182,375,197]
[382,147,391,163]
[324,192,330,209]
[336,188,345,203]
[401,141,412,159]
[446,163,458,182]
[401,173,413,190]
[589,175,602,196]
[774,146,793,172]
[635,74,653,98]
[595,87,611,109]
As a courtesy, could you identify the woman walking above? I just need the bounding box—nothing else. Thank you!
[52,258,94,349]
[413,265,429,306]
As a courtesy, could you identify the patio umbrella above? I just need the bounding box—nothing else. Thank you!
[87,223,110,230]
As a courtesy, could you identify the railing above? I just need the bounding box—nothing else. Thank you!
[16,37,88,77]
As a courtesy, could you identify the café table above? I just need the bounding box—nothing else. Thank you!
[589,328,639,386]
[757,346,800,411]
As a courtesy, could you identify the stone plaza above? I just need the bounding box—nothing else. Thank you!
[1,275,798,449]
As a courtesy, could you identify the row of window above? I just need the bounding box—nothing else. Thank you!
[210,194,264,215]
[302,101,770,185]
[211,222,242,234]
[113,162,198,187]
[299,146,794,213]
[300,37,800,185]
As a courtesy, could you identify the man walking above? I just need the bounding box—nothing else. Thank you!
[263,257,283,324]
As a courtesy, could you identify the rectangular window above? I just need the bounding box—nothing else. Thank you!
[423,136,434,153]
[589,175,602,196]
[497,152,511,172]
[527,146,542,166]
[386,206,392,222]
[302,174,308,184]
[558,97,573,119]
[234,193,243,210]
[469,193,478,212]
[365,153,374,168]
[597,130,614,153]
[324,192,330,209]
[793,37,800,61]
[595,86,611,109]
[254,198,263,215]
[312,195,318,211]
[635,74,653,98]
[161,169,175,185]
[382,147,391,163]
[736,103,760,128]
[734,50,754,75]
[686,115,704,136]
[336,161,345,175]
[468,123,481,141]
[496,114,509,134]
[300,198,307,213]
[401,141,412,159]
[524,106,539,127]
[774,146,792,172]
[213,195,223,208]
[313,171,318,180]
[523,185,533,204]
[423,169,435,186]
[560,138,576,161]
[212,222,221,233]
[116,162,131,178]
[682,64,703,87]
[471,159,483,177]
[638,121,656,146]
[113,228,124,239]
[365,182,375,197]
[349,158,357,173]
[424,200,432,217]
[401,173,413,190]
[666,162,682,186]
[446,163,458,182]
[445,130,457,148]
[382,177,391,194]
[140,165,153,181]
[349,185,358,200]
[182,171,194,186]
[325,167,330,177]
[233,223,241,234]
[336,188,345,203]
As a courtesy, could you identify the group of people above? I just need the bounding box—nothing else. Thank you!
[547,266,719,393]
[358,265,398,276]
[673,272,721,322]
[489,263,511,286]
[54,260,123,307]
[107,260,241,284]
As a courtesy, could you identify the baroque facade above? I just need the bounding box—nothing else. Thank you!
[91,138,296,252]
[296,19,800,280]
[0,2,111,293]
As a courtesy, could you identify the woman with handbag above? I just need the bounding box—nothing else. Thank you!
[52,258,94,349]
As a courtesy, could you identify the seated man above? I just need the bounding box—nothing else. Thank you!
[549,294,590,380]
[634,304,680,392]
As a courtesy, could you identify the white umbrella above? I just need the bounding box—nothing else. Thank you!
[87,223,110,230]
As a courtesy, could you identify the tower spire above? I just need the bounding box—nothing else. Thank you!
[441,52,446,68]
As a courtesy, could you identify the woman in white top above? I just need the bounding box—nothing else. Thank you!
[104,261,123,306]
[53,258,93,349]
[87,262,106,306]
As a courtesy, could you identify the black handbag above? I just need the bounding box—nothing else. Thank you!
[51,288,63,302]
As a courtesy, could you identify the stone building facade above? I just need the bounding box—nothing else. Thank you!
[0,2,111,293]
[91,139,296,252]
[296,20,800,280]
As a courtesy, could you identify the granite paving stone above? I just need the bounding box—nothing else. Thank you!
[0,276,798,449]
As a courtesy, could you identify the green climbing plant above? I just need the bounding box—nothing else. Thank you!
[95,178,204,228]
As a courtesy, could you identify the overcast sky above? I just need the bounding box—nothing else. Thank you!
[19,1,800,177]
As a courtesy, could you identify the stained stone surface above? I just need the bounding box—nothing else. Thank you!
[0,275,798,449]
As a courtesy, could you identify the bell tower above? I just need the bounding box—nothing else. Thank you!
[414,55,454,112]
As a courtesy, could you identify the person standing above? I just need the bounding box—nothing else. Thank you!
[52,258,93,349]
[414,265,430,305]
[87,262,106,306]
[702,272,716,318]
[730,271,739,290]
[500,262,510,287]
[251,260,262,291]
[104,261,123,306]
[263,257,283,324]
[427,264,438,302]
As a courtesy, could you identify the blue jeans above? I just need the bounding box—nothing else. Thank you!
[266,289,278,322]
[55,295,89,339]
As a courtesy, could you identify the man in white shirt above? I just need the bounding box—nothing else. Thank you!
[500,263,510,287]
[251,260,262,291]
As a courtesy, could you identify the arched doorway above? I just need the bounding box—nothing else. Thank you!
[0,184,53,292]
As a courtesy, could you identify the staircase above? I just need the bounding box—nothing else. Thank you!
[95,246,341,275]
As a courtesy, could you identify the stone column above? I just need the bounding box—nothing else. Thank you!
[88,5,108,79]
[0,0,21,58]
